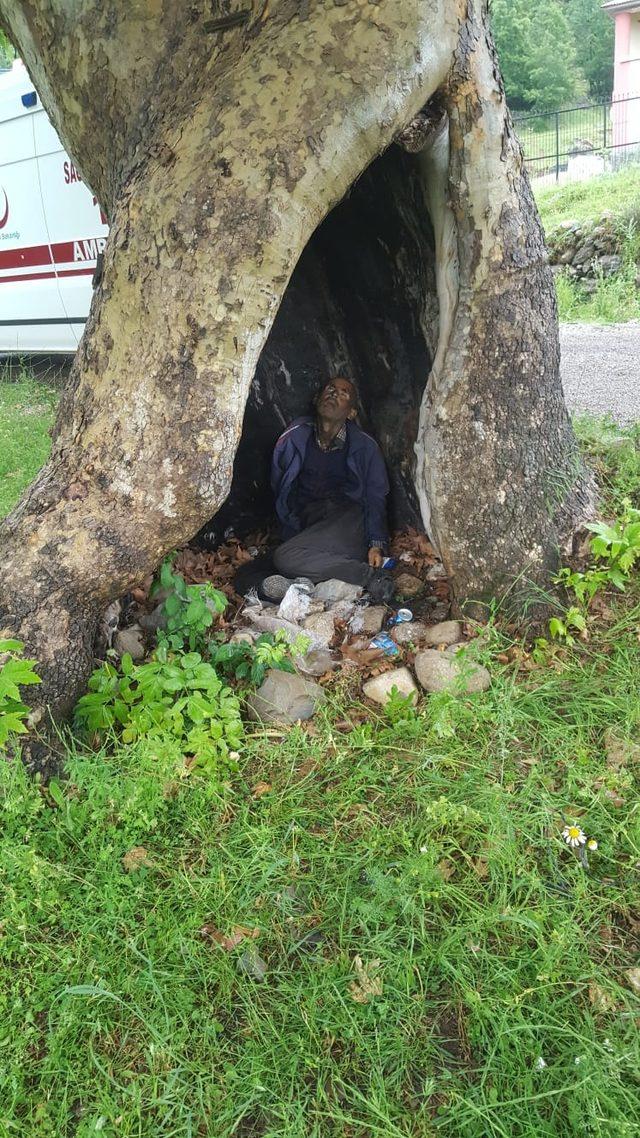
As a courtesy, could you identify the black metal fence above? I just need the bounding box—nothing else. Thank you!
[513,94,640,184]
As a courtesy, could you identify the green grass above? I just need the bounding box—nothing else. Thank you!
[555,263,640,324]
[0,368,57,516]
[536,166,640,234]
[533,167,640,324]
[1,417,640,1136]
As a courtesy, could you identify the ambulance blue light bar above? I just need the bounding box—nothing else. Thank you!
[21,91,37,108]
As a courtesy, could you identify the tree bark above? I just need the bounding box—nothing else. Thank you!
[0,0,592,728]
[412,4,594,612]
[0,1,459,722]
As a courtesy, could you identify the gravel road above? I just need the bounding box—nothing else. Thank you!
[560,322,640,423]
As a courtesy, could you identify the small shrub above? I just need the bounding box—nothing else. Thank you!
[587,497,640,583]
[0,639,41,748]
[153,558,227,652]
[74,647,243,779]
[548,605,588,646]
[554,497,640,612]
[210,630,309,687]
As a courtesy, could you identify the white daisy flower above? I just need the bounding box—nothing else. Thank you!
[587,838,598,851]
[562,824,586,848]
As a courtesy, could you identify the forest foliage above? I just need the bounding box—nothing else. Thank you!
[491,0,615,111]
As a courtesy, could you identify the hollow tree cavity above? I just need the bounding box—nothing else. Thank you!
[0,0,593,730]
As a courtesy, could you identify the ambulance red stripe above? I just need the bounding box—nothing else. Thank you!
[0,237,103,270]
[0,266,94,283]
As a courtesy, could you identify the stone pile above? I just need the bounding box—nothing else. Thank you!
[246,619,491,724]
[362,620,490,708]
[546,211,631,292]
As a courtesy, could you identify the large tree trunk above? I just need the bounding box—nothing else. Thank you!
[0,0,592,726]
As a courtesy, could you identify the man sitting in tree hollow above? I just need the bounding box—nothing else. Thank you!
[263,376,395,605]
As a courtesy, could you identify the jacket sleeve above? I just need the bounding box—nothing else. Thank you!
[363,442,390,548]
[271,432,302,539]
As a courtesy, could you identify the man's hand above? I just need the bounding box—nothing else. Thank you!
[368,547,383,569]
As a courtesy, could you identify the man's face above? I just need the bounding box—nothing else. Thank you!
[317,377,357,423]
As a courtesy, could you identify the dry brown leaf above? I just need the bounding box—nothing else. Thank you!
[604,788,626,808]
[437,858,456,881]
[589,982,615,1013]
[200,924,260,951]
[604,729,640,771]
[251,781,272,798]
[625,968,640,995]
[296,759,317,779]
[122,846,153,873]
[473,857,489,879]
[348,956,383,1003]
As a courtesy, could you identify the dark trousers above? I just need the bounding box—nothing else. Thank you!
[273,501,372,586]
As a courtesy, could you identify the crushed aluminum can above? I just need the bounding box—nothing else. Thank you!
[369,633,400,656]
[387,608,413,627]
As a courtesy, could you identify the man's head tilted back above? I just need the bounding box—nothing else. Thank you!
[315,376,358,425]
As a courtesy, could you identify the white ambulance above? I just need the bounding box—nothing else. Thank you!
[0,59,108,354]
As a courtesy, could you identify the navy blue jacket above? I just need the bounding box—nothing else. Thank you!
[271,417,389,547]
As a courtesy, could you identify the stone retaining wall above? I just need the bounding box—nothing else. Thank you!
[546,210,640,293]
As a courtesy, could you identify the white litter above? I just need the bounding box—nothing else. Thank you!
[277,584,313,624]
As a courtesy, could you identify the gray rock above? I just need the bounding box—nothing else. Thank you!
[139,602,168,634]
[572,242,596,267]
[230,629,257,645]
[246,669,326,723]
[394,572,423,598]
[237,947,268,981]
[595,254,622,277]
[414,649,491,694]
[421,620,465,647]
[313,579,363,605]
[426,562,447,581]
[327,598,359,621]
[391,620,431,646]
[244,608,321,648]
[446,635,489,658]
[295,647,339,677]
[355,606,387,635]
[362,667,418,706]
[114,625,146,661]
[430,603,451,623]
[302,611,336,647]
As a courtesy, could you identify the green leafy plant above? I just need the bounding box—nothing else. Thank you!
[384,686,418,726]
[586,498,640,587]
[153,558,227,652]
[553,499,640,614]
[553,565,610,607]
[548,605,587,646]
[74,647,243,777]
[210,631,309,688]
[0,639,41,747]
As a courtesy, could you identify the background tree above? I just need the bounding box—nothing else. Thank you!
[0,26,13,67]
[564,0,615,100]
[491,0,583,110]
[0,0,593,732]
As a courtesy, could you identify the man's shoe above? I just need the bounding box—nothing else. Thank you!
[261,574,294,602]
[366,570,395,606]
